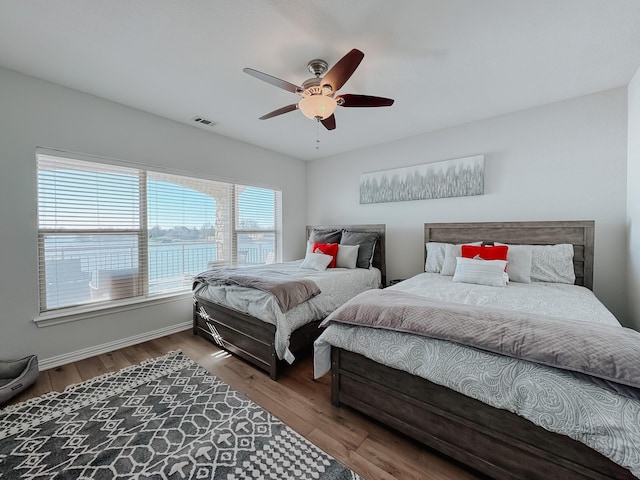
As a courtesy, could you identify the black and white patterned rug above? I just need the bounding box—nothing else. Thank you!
[0,352,361,479]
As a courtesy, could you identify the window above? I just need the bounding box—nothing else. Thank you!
[37,152,281,314]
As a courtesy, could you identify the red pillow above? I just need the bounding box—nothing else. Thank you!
[461,245,508,262]
[313,242,339,268]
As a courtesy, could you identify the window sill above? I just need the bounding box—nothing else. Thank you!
[33,292,193,328]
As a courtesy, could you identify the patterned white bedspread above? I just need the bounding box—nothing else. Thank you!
[194,260,381,363]
[314,273,640,478]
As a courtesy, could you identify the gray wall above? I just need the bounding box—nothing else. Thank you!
[628,67,640,330]
[0,67,307,363]
[306,88,630,325]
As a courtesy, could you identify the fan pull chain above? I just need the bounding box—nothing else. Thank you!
[315,121,320,150]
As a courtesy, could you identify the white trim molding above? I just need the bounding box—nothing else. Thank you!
[38,322,192,370]
[34,293,192,327]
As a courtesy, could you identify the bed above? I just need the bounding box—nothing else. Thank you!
[315,221,639,480]
[193,224,386,380]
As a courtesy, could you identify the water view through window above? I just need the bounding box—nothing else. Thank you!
[38,153,280,312]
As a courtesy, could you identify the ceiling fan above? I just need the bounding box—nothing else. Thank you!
[243,48,394,131]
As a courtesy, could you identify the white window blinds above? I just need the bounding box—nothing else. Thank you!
[37,152,281,314]
[234,185,280,265]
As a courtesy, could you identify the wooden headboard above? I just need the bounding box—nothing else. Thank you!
[306,224,386,287]
[424,221,594,290]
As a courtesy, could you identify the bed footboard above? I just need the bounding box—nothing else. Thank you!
[193,297,322,380]
[331,348,634,480]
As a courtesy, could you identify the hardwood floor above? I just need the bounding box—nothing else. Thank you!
[8,330,484,480]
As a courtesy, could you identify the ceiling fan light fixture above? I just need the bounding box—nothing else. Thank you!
[244,48,393,130]
[298,94,337,120]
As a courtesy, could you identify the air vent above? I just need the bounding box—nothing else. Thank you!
[191,116,220,127]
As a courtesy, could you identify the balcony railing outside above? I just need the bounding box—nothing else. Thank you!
[43,241,275,310]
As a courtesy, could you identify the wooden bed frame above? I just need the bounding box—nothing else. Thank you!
[193,224,386,380]
[331,221,635,479]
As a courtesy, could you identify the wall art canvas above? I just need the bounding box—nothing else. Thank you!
[359,155,484,204]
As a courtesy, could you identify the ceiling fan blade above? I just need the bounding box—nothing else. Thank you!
[243,68,301,94]
[259,104,298,120]
[322,49,364,93]
[337,94,394,107]
[321,114,336,130]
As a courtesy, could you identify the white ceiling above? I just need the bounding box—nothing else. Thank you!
[1,1,640,161]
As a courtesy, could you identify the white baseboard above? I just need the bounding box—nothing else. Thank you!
[38,322,192,371]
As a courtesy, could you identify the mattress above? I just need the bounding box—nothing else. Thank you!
[194,260,381,362]
[314,273,640,477]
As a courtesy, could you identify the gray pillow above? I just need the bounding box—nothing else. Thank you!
[340,230,379,269]
[309,228,342,244]
[530,244,575,284]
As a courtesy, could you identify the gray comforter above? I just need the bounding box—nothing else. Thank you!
[322,289,640,390]
[194,268,320,313]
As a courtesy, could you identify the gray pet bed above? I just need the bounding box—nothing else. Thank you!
[0,355,39,405]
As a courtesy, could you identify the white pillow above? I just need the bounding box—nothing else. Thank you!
[440,242,483,276]
[425,242,448,273]
[299,252,333,271]
[495,243,533,283]
[530,244,575,284]
[452,257,509,287]
[336,244,359,269]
